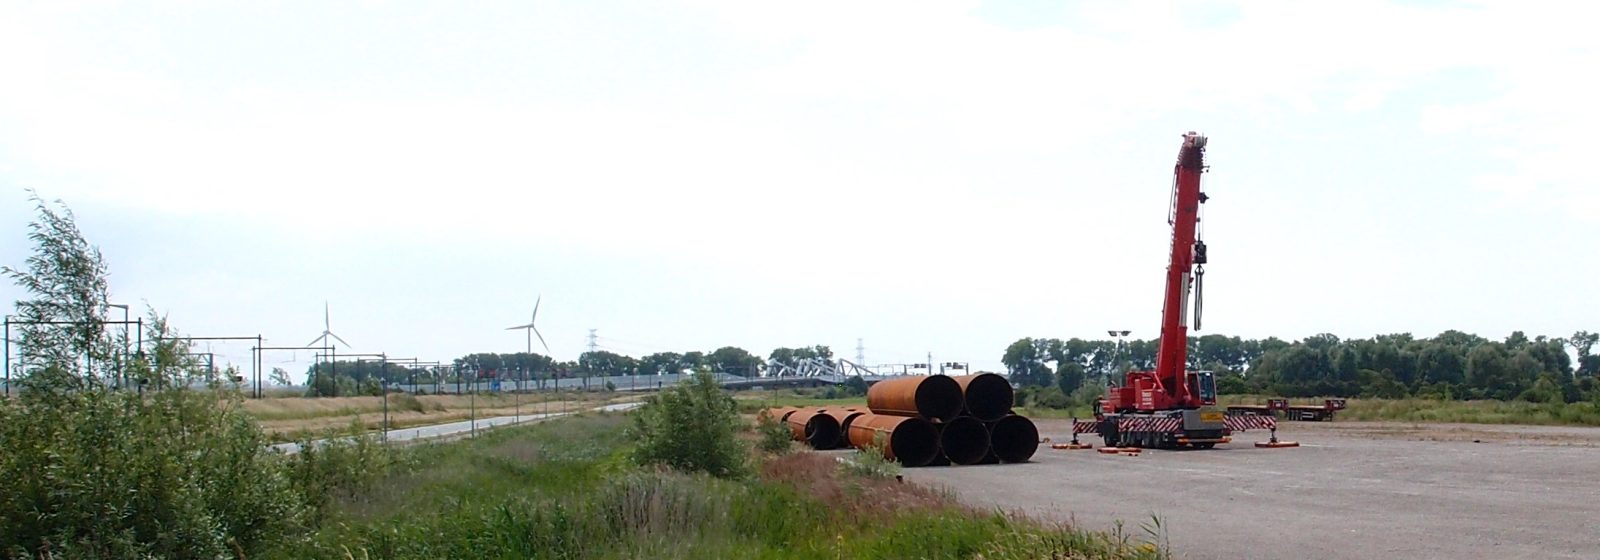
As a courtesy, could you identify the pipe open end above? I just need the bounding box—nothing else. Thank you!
[961,373,1014,421]
[940,416,991,465]
[915,375,965,421]
[806,415,842,449]
[891,417,940,468]
[990,415,1040,463]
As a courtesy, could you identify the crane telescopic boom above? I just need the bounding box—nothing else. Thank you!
[1150,132,1208,409]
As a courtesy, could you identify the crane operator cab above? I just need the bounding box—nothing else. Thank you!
[1187,370,1218,406]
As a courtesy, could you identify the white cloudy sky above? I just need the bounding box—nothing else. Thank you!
[1,0,1596,379]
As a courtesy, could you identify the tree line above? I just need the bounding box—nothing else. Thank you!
[1003,330,1600,403]
[302,345,842,396]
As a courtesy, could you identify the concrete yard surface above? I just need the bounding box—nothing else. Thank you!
[903,420,1600,560]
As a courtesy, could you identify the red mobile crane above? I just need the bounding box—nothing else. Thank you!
[1074,132,1267,449]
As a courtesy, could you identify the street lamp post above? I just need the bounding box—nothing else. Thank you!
[1107,330,1132,384]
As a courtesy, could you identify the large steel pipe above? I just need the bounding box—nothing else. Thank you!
[787,408,843,449]
[951,373,1014,421]
[866,374,964,421]
[763,407,800,422]
[825,408,867,441]
[939,416,991,465]
[988,414,1040,463]
[847,413,939,467]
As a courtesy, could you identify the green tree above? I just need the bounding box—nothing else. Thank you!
[629,372,747,478]
[842,375,870,396]
[1001,338,1053,387]
[1570,330,1599,358]
[1,192,115,390]
[270,367,292,386]
[706,346,761,376]
[1465,343,1517,400]
[1,195,304,557]
[1056,361,1086,395]
[639,351,687,376]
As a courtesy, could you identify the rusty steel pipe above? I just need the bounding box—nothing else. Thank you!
[763,407,800,423]
[784,407,818,441]
[847,413,939,468]
[939,416,991,465]
[987,414,1040,463]
[787,408,843,449]
[825,408,867,441]
[866,374,963,421]
[951,373,1014,421]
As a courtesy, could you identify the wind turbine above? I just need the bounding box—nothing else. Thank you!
[305,302,350,395]
[507,295,551,393]
[306,302,350,349]
[506,295,550,355]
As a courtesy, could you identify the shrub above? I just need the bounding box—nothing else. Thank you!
[285,421,405,525]
[629,372,748,478]
[1031,386,1072,409]
[840,432,902,479]
[1,196,312,558]
[754,410,793,455]
[0,385,306,559]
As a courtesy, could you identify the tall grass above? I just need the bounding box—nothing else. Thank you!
[735,393,868,414]
[266,413,1167,560]
[1336,398,1600,426]
[1220,394,1600,426]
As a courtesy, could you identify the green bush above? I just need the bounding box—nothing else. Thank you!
[755,410,793,455]
[840,432,902,479]
[0,386,305,559]
[1031,386,1073,409]
[629,372,748,478]
[285,421,406,525]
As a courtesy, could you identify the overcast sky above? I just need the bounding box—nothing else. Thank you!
[2,0,1596,380]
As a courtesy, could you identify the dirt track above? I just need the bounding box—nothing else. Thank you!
[903,420,1600,560]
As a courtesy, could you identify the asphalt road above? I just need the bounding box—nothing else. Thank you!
[270,401,643,454]
[903,419,1600,560]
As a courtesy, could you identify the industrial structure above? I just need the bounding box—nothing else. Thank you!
[1072,133,1277,449]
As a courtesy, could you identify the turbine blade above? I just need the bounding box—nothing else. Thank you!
[532,294,541,322]
[506,323,535,330]
[324,302,330,330]
[307,334,326,348]
[330,332,351,348]
[533,326,550,354]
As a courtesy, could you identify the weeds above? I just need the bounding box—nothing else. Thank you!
[266,414,1167,559]
[840,432,902,480]
[756,409,794,454]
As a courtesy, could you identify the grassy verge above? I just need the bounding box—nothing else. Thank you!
[1335,398,1600,426]
[1219,394,1600,427]
[247,392,636,441]
[733,391,867,414]
[266,413,1168,559]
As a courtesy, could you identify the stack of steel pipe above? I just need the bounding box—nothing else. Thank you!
[761,373,1038,467]
[856,373,1037,467]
